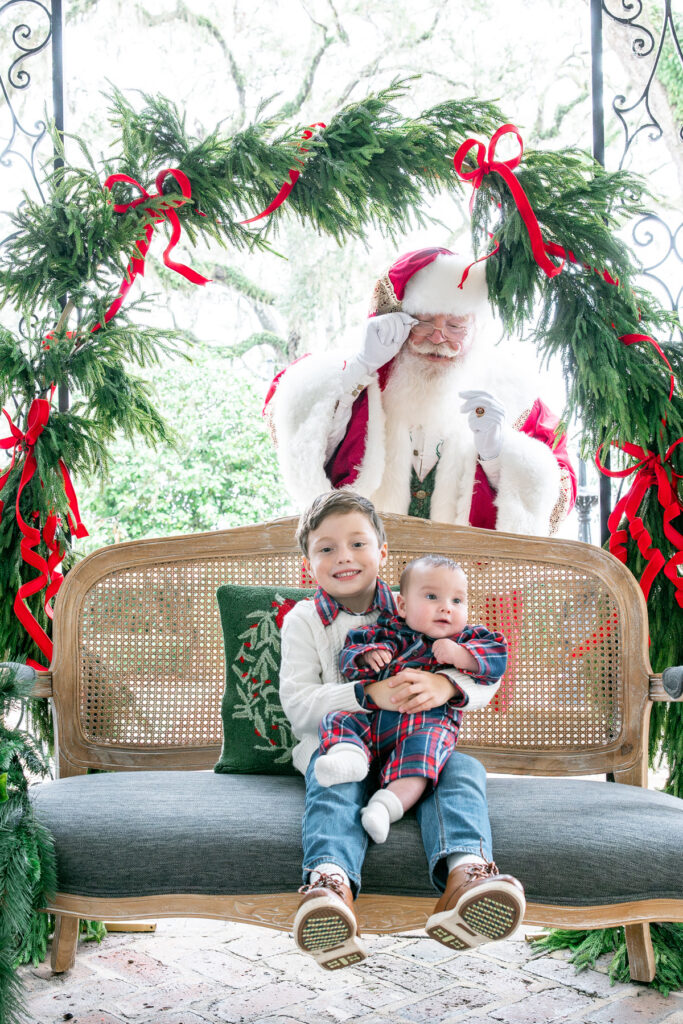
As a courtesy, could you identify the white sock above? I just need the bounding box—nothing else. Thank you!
[361,789,404,844]
[447,852,487,873]
[315,744,369,787]
[308,863,351,890]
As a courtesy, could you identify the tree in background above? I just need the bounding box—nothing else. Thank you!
[80,347,293,550]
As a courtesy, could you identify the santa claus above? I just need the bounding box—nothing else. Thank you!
[265,247,576,535]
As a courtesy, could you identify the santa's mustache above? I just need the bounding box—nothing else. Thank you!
[408,338,463,359]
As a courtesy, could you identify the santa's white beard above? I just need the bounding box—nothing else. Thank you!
[382,343,475,433]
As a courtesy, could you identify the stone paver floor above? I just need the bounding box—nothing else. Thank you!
[17,920,683,1024]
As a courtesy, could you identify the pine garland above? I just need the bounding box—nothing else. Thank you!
[0,665,56,1024]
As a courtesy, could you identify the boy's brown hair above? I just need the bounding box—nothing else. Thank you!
[399,554,466,592]
[295,490,386,557]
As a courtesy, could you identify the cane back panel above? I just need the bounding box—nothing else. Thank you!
[50,515,652,777]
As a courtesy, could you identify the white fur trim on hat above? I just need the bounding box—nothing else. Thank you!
[401,253,489,318]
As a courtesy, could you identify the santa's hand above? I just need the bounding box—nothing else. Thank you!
[459,389,506,461]
[358,312,417,372]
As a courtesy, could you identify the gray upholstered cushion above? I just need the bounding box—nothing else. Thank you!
[30,772,683,906]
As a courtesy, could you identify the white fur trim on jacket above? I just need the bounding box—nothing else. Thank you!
[271,352,386,506]
[271,349,562,535]
[493,426,562,535]
[402,254,489,318]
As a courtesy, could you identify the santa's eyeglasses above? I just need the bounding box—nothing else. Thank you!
[409,320,470,340]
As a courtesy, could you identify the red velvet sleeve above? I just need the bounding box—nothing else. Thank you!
[520,398,577,511]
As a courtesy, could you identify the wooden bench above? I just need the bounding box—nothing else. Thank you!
[23,514,683,981]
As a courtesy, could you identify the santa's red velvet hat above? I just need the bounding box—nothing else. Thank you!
[368,247,490,318]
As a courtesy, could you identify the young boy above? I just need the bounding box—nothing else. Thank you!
[279,491,525,970]
[314,555,507,845]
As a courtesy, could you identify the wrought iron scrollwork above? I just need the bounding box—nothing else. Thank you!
[603,0,655,56]
[630,215,683,330]
[603,0,683,163]
[0,0,52,201]
[601,0,682,332]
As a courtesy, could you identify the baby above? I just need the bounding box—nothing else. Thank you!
[315,555,508,842]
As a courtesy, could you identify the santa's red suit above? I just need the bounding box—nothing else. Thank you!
[265,248,576,536]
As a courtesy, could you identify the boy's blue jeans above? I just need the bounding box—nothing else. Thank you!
[302,748,492,898]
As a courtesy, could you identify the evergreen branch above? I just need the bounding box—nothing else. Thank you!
[103,82,504,247]
[531,923,683,995]
[286,83,504,242]
[0,665,56,1023]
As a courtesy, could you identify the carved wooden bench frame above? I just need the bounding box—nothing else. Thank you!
[28,514,682,981]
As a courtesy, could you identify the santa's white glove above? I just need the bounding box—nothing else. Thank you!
[330,313,417,461]
[459,389,506,462]
[357,312,417,372]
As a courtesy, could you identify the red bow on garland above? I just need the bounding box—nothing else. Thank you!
[97,128,326,325]
[453,127,674,402]
[453,123,564,284]
[93,168,212,331]
[0,390,88,669]
[596,440,683,607]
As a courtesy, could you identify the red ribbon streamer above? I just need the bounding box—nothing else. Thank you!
[596,440,683,607]
[452,132,674,405]
[240,123,326,224]
[93,168,211,331]
[620,333,675,403]
[544,243,674,402]
[0,392,88,668]
[453,123,564,281]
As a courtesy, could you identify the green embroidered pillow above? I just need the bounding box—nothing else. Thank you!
[214,584,314,775]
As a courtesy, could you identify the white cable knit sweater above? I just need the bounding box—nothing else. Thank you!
[279,600,377,774]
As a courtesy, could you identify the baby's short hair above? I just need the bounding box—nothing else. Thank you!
[399,554,466,592]
[295,490,386,557]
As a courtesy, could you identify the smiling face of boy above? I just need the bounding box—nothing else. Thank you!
[396,563,469,639]
[303,510,388,614]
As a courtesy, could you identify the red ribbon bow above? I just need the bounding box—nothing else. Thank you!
[0,391,88,668]
[94,168,211,331]
[453,124,564,282]
[596,439,683,607]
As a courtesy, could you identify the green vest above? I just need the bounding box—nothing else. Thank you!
[408,463,438,519]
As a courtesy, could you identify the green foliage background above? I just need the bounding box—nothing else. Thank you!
[79,349,292,549]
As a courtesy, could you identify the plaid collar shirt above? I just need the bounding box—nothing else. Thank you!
[313,577,396,627]
[340,609,507,688]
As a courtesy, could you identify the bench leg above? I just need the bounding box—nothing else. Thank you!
[51,915,79,973]
[624,923,656,983]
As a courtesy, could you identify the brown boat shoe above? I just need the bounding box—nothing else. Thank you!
[426,857,526,951]
[293,873,368,970]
